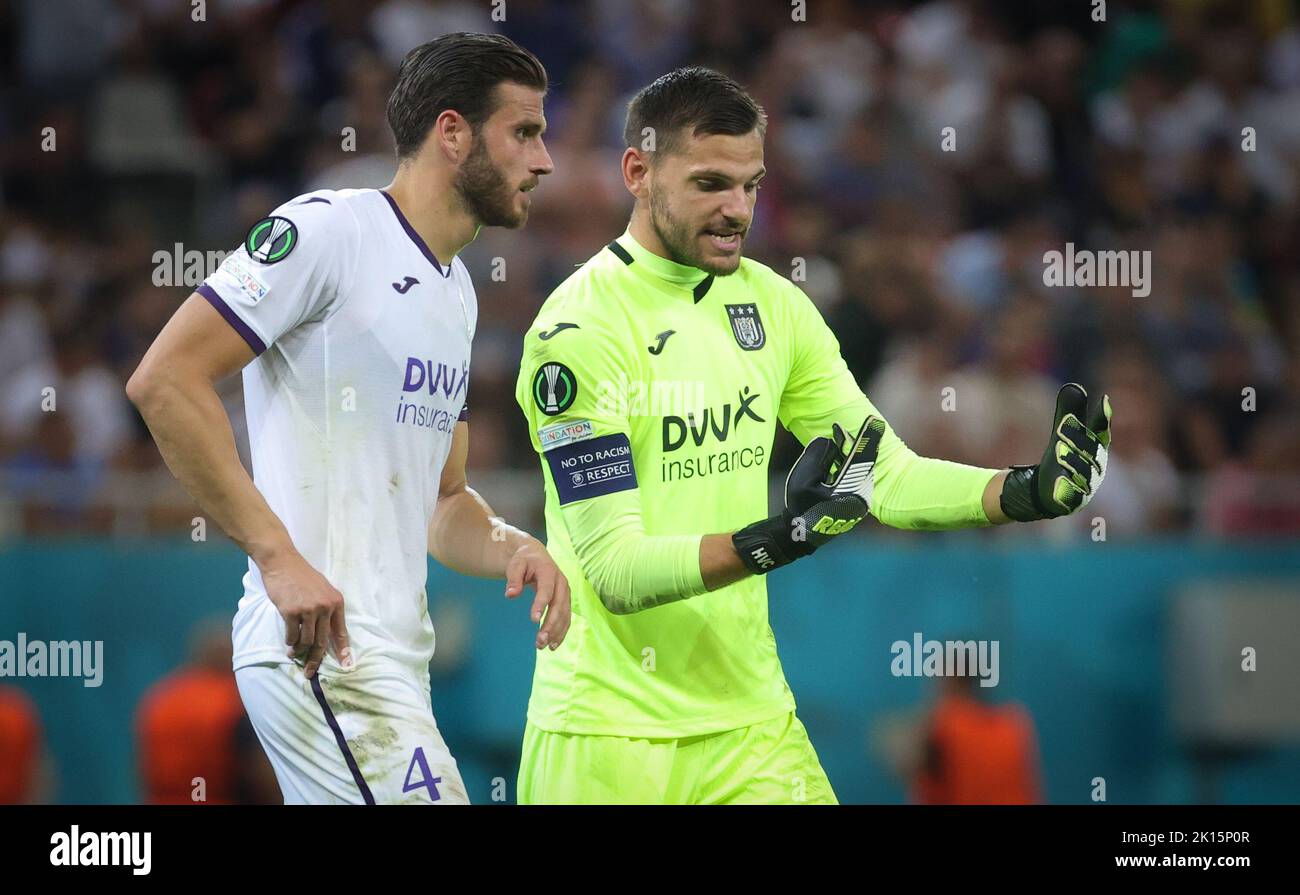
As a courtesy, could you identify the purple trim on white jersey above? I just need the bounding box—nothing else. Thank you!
[379,190,453,279]
[198,283,267,354]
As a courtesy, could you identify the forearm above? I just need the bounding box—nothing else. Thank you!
[582,531,749,611]
[583,531,708,614]
[561,491,708,613]
[428,485,536,577]
[130,374,294,564]
[873,450,1001,531]
[700,533,751,590]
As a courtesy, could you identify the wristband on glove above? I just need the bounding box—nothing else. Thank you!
[733,417,884,574]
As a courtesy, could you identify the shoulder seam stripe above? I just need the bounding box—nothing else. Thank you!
[607,241,634,265]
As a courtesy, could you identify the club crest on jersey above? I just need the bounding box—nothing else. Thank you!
[532,362,577,416]
[726,303,765,350]
[245,216,298,264]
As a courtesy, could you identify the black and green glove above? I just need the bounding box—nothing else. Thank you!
[1000,383,1113,522]
[733,417,886,574]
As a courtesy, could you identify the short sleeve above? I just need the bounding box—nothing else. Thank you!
[198,193,357,354]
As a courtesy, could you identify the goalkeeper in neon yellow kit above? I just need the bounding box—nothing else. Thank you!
[514,67,1112,804]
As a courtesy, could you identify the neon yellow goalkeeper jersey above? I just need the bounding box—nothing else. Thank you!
[515,231,997,738]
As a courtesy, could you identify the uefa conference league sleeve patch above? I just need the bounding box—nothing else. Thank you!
[530,361,636,505]
[244,216,298,264]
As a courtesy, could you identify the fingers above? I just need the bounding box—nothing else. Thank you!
[804,436,842,480]
[1047,472,1087,513]
[831,417,884,500]
[504,550,526,600]
[330,602,353,670]
[788,437,842,503]
[860,416,886,461]
[1057,415,1102,468]
[293,612,317,663]
[283,611,302,652]
[1054,441,1094,491]
[300,609,332,678]
[1089,393,1113,447]
[1053,383,1089,431]
[528,564,556,647]
[515,560,571,651]
[303,616,329,679]
[536,572,571,651]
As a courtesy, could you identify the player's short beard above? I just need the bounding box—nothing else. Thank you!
[454,136,524,229]
[648,185,743,276]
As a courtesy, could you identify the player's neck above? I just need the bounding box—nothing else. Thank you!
[384,168,479,267]
[627,210,674,265]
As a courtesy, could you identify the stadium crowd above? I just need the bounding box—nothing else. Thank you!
[2,0,1299,539]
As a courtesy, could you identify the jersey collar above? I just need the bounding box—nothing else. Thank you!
[611,231,715,303]
[380,190,454,279]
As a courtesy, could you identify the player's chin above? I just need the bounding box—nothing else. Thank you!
[504,193,533,228]
[487,205,529,229]
[697,236,743,275]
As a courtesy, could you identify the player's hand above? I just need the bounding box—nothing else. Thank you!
[732,417,885,575]
[1000,383,1113,522]
[260,549,352,678]
[504,539,571,650]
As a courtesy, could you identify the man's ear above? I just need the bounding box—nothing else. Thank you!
[431,109,470,163]
[622,147,651,200]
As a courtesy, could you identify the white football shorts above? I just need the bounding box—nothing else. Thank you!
[235,660,468,804]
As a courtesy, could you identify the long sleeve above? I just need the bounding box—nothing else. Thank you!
[516,315,707,613]
[776,281,997,530]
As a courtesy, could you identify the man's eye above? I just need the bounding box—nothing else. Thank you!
[746,182,761,192]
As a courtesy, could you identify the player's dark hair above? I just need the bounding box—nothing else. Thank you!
[623,67,766,160]
[387,32,548,160]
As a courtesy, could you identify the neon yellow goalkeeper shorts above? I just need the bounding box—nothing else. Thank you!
[516,712,837,804]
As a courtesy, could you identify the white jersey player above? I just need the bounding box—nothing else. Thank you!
[128,33,566,804]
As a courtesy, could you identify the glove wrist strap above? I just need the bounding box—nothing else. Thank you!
[732,513,811,575]
[999,465,1049,523]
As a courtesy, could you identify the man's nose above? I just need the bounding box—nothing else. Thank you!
[718,186,750,226]
[532,139,555,176]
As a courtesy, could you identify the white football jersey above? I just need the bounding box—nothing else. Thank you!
[199,188,477,674]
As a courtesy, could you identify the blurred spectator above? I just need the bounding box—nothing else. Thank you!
[1198,415,1300,537]
[0,684,48,804]
[912,674,1044,805]
[1,324,132,465]
[0,0,1298,541]
[135,620,277,804]
[2,412,105,534]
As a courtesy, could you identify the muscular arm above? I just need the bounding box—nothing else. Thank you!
[428,421,533,576]
[428,421,571,647]
[126,294,290,562]
[126,293,348,676]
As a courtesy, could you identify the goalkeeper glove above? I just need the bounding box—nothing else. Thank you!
[732,417,885,574]
[1000,383,1113,522]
